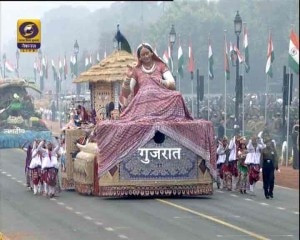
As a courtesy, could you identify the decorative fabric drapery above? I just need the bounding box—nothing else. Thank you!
[95,61,217,179]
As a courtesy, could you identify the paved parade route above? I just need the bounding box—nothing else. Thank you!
[0,148,299,240]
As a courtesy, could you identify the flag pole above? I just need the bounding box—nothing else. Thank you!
[265,74,269,125]
[285,67,291,167]
[0,1,2,78]
[242,67,245,137]
[265,29,271,125]
[178,35,181,92]
[242,59,245,136]
[224,30,227,138]
[189,40,194,117]
[191,72,194,117]
[179,74,181,92]
[207,33,210,121]
[242,22,247,137]
[286,25,294,167]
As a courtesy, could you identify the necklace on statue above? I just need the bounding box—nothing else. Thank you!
[142,63,156,73]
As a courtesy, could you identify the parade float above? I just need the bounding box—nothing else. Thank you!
[0,78,52,149]
[64,29,216,197]
[61,49,136,190]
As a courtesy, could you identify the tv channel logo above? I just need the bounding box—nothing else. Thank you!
[17,19,41,53]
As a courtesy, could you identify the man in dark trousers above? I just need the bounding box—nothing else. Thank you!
[260,138,279,199]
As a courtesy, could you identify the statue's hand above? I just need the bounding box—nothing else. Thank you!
[125,64,134,79]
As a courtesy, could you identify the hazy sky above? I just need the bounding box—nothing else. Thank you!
[0,1,114,51]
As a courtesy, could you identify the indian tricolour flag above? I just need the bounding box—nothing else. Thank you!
[208,38,214,80]
[224,34,230,80]
[265,31,275,78]
[233,45,244,63]
[177,44,184,78]
[96,52,100,63]
[244,25,250,73]
[5,61,15,72]
[188,43,195,80]
[162,50,169,66]
[288,30,299,74]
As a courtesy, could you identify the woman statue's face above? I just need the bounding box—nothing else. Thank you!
[139,47,153,65]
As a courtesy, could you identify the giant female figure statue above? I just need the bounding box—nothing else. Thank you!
[94,43,216,178]
[119,43,192,121]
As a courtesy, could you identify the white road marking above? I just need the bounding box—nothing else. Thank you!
[244,198,253,201]
[12,177,16,180]
[230,194,238,197]
[293,211,299,215]
[267,235,294,237]
[23,183,27,186]
[173,216,193,219]
[215,190,224,193]
[94,222,103,226]
[105,227,114,231]
[118,235,128,239]
[57,202,65,205]
[66,206,73,211]
[17,180,22,183]
[84,216,93,221]
[2,171,6,174]
[75,211,82,215]
[275,184,298,190]
[276,207,286,210]
[7,174,11,177]
[218,234,248,238]
[260,202,269,206]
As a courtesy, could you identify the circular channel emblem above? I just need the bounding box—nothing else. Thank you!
[19,22,39,38]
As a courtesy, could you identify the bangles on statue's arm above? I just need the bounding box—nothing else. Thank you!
[161,71,176,90]
[121,77,136,98]
[121,77,131,97]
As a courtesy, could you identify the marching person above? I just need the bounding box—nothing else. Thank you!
[216,137,229,189]
[236,137,248,194]
[22,141,33,190]
[40,140,60,198]
[260,138,279,199]
[245,136,265,194]
[29,140,43,195]
[56,136,66,192]
[225,135,239,191]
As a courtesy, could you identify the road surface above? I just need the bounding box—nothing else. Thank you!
[0,149,299,240]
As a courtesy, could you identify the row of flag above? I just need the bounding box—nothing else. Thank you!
[32,51,107,82]
[265,29,299,77]
[0,60,17,76]
[1,30,298,82]
[161,27,298,82]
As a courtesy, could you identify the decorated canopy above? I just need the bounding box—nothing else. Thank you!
[73,50,136,84]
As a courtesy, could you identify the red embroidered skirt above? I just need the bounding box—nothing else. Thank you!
[43,168,58,187]
[30,167,42,185]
